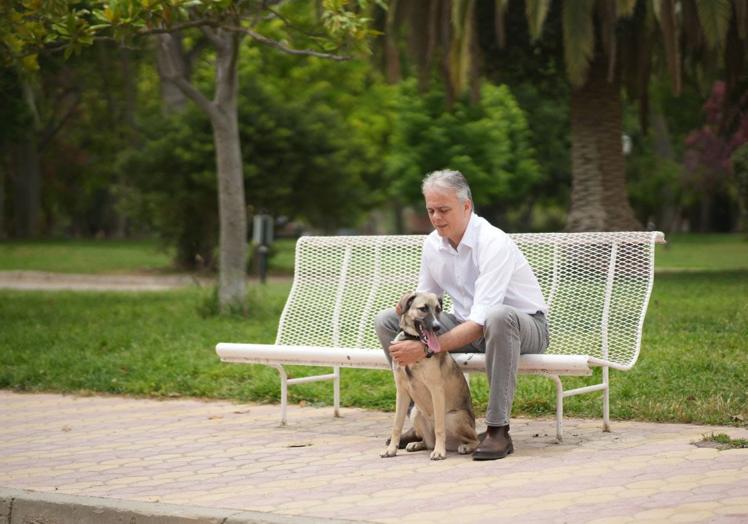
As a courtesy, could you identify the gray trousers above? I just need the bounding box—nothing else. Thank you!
[374,305,549,426]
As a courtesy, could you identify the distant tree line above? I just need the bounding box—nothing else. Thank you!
[2,0,747,272]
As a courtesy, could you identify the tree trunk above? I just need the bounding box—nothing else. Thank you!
[213,33,247,312]
[212,109,247,311]
[566,55,641,231]
[154,29,247,312]
[15,79,43,238]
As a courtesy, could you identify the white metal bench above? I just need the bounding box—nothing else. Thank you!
[217,231,665,440]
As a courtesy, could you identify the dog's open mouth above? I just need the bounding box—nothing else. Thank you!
[416,323,441,353]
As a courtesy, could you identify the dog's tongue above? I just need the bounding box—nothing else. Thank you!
[423,329,441,353]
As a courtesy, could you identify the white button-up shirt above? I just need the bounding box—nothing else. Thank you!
[416,213,548,325]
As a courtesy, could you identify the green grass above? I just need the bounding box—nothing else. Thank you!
[656,233,748,272]
[0,285,291,401]
[0,239,175,274]
[1,270,746,426]
[698,433,748,449]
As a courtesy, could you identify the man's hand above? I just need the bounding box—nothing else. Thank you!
[389,339,426,366]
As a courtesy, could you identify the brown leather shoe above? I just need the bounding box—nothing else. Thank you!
[473,425,513,460]
[385,427,421,449]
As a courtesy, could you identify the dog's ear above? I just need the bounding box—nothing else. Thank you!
[397,292,416,315]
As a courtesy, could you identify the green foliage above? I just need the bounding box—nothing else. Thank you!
[118,107,218,269]
[626,154,682,226]
[384,79,541,225]
[119,47,389,268]
[1,0,378,72]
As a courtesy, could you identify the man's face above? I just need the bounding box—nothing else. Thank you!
[424,188,472,247]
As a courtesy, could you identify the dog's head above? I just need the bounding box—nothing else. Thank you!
[397,292,443,353]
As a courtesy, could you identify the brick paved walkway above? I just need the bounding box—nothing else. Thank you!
[1,391,746,523]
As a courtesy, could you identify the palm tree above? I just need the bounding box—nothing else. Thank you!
[384,0,747,231]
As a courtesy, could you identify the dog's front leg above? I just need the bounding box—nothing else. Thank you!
[429,385,447,460]
[381,372,411,458]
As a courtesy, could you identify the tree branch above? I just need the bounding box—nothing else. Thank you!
[39,90,81,151]
[200,25,225,49]
[137,19,218,36]
[265,6,328,40]
[156,34,218,120]
[222,25,351,61]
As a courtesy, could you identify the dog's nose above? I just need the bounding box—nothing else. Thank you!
[433,320,441,332]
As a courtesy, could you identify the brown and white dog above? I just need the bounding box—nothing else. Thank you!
[381,292,480,460]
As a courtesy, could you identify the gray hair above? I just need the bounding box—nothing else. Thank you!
[421,169,473,203]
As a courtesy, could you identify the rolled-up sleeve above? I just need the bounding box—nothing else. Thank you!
[467,236,515,326]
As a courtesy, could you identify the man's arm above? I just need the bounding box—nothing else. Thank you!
[388,321,483,366]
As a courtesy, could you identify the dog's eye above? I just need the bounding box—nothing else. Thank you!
[418,306,428,312]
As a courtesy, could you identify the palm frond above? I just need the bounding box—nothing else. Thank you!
[384,0,401,83]
[734,0,748,40]
[682,0,705,51]
[526,0,551,41]
[495,0,509,47]
[563,0,597,87]
[696,0,732,49]
[657,0,681,94]
[448,0,475,98]
[598,0,618,82]
[652,0,662,22]
[617,0,638,18]
[403,0,432,90]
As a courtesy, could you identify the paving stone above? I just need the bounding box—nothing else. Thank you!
[1,391,747,523]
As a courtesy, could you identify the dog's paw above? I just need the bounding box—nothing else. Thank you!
[380,446,398,458]
[457,443,478,455]
[405,441,427,452]
[429,449,447,461]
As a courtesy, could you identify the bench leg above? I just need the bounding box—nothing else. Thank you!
[333,366,341,418]
[602,366,610,432]
[548,374,564,442]
[274,365,289,426]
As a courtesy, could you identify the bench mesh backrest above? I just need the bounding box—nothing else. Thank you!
[276,232,658,369]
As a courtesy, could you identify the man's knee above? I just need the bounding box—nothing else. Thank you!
[375,308,399,336]
[484,305,519,334]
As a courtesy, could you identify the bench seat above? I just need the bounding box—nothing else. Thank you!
[217,343,596,375]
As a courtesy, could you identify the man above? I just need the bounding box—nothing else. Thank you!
[374,169,549,460]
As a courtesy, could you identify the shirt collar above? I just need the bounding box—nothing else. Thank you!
[437,213,479,252]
